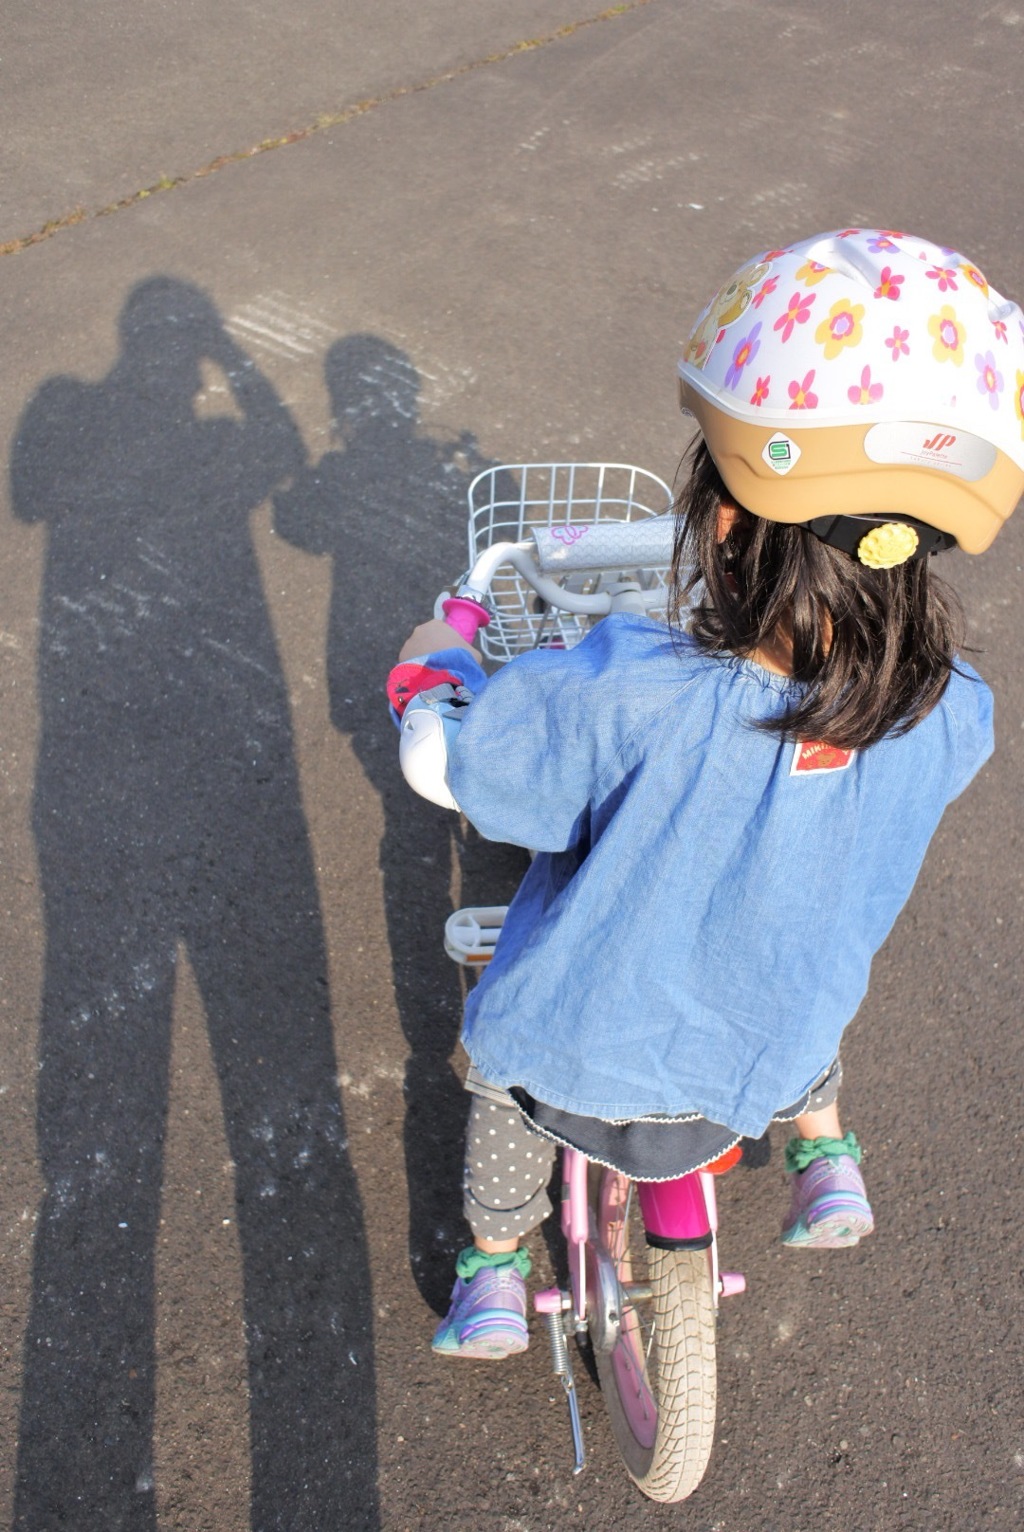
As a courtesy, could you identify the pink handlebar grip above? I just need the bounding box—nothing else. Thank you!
[442,596,491,642]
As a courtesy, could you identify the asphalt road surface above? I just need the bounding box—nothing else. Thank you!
[1,3,1022,1529]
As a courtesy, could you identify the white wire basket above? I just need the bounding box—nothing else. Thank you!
[466,463,674,663]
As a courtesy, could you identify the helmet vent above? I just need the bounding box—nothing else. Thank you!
[804,237,879,289]
[989,299,1016,323]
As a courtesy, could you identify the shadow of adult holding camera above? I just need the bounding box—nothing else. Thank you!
[274,337,528,1312]
[11,279,377,1530]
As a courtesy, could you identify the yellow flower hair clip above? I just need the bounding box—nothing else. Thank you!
[857,522,920,569]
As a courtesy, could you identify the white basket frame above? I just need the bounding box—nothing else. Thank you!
[465,463,674,663]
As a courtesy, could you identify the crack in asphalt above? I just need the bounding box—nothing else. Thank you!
[0,1,657,259]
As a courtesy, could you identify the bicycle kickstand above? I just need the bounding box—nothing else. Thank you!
[536,1292,585,1473]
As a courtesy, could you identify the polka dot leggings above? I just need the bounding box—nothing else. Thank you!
[459,1058,843,1240]
[463,1094,557,1240]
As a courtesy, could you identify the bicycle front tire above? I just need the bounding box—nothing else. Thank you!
[590,1170,717,1502]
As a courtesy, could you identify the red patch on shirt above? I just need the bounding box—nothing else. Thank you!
[791,740,856,775]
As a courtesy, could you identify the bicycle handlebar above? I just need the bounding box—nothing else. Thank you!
[441,595,493,642]
[530,513,674,574]
[448,513,675,625]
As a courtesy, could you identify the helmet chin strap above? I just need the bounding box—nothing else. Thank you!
[805,513,956,566]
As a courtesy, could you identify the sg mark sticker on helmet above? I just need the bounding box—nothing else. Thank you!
[762,433,802,475]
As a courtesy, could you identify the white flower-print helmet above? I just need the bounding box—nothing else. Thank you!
[678,229,1024,556]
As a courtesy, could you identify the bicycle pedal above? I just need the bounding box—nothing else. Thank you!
[443,906,508,965]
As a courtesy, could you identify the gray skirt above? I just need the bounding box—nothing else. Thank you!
[466,1060,841,1182]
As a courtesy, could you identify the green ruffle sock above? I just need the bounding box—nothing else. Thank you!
[455,1245,532,1280]
[785,1131,863,1175]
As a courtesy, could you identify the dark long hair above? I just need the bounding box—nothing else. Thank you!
[669,440,967,749]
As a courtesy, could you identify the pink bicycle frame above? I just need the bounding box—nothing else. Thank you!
[534,1148,745,1473]
[535,1150,740,1322]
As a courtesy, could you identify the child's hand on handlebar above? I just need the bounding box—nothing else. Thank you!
[399,619,481,665]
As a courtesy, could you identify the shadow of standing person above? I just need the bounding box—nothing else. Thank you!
[11,279,378,1530]
[274,337,528,1313]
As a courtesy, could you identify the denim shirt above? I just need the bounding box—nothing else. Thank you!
[423,615,993,1139]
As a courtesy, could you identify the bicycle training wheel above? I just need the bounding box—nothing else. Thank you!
[589,1168,717,1502]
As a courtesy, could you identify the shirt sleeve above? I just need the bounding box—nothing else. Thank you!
[946,667,995,801]
[418,647,489,694]
[446,621,638,851]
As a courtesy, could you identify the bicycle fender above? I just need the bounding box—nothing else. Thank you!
[637,1175,713,1249]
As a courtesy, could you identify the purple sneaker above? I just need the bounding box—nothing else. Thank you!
[781,1134,874,1249]
[432,1248,530,1359]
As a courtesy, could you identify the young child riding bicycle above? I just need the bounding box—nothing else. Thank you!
[390,229,1024,1360]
